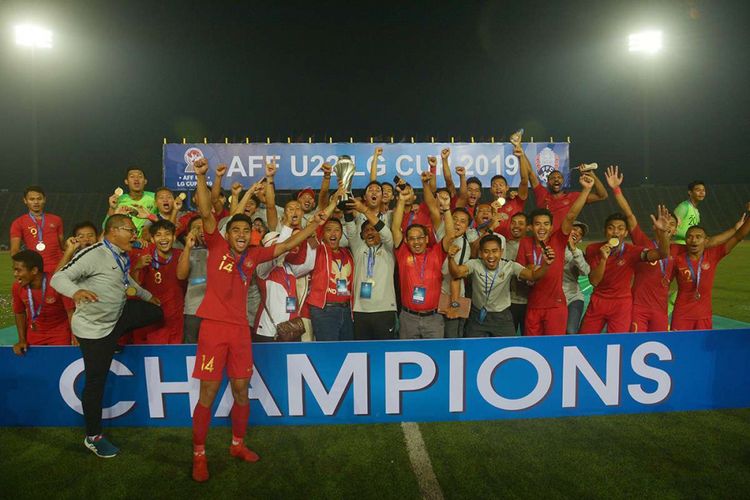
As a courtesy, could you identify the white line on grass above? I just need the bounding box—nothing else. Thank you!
[401,422,444,500]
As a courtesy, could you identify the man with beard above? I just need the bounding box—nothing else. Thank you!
[673,180,706,245]
[515,174,594,335]
[10,185,65,273]
[449,233,554,337]
[188,158,323,482]
[106,167,158,237]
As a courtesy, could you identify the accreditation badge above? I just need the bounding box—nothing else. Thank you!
[412,286,426,304]
[286,296,297,313]
[360,281,373,299]
[336,279,349,295]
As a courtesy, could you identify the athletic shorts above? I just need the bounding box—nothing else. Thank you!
[524,304,567,336]
[27,329,71,346]
[670,316,712,332]
[630,304,669,333]
[192,319,253,381]
[579,295,632,334]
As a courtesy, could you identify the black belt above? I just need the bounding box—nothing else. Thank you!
[403,307,438,317]
[325,302,350,308]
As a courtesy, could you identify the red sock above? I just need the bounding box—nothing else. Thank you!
[192,403,211,447]
[230,402,250,441]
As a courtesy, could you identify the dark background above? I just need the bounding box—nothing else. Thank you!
[1,0,748,192]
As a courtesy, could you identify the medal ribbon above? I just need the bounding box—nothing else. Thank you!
[532,245,543,267]
[103,239,131,288]
[28,212,45,245]
[282,264,295,296]
[483,267,500,305]
[651,239,667,277]
[151,249,173,270]
[237,251,248,284]
[686,254,704,292]
[27,274,48,323]
[366,245,381,279]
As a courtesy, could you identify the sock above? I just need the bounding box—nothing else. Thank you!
[230,402,250,443]
[192,403,211,447]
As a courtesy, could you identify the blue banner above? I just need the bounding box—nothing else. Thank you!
[162,142,570,192]
[1,330,749,427]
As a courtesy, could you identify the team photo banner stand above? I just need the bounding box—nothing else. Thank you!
[162,142,570,192]
[1,331,749,427]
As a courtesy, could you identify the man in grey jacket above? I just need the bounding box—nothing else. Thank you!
[563,221,591,334]
[51,213,162,458]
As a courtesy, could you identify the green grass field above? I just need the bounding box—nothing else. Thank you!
[1,246,749,498]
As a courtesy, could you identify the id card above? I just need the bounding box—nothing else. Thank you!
[360,281,373,299]
[336,279,349,295]
[412,286,426,304]
[286,296,297,313]
[478,307,487,323]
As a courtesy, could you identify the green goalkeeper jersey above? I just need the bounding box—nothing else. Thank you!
[673,199,700,244]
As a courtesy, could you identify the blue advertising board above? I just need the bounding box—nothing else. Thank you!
[1,331,749,427]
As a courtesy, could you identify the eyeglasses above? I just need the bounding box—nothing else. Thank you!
[115,226,138,235]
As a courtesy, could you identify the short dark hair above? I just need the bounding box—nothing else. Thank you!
[105,214,133,233]
[686,225,707,237]
[436,187,451,198]
[405,224,429,238]
[466,177,482,188]
[529,208,552,225]
[490,175,508,185]
[604,213,628,227]
[72,220,99,238]
[125,166,145,177]
[24,185,45,197]
[154,187,173,197]
[149,219,176,236]
[453,207,472,223]
[226,214,254,232]
[382,182,394,191]
[12,249,44,273]
[324,218,343,230]
[688,180,705,191]
[511,212,528,224]
[365,180,382,192]
[187,215,202,232]
[479,234,504,250]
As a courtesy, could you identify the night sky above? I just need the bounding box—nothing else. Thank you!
[1,0,748,192]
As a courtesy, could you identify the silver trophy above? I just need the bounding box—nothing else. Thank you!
[333,155,357,209]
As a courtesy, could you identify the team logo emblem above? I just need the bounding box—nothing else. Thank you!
[535,146,560,185]
[701,262,710,270]
[499,213,509,221]
[184,147,205,173]
[45,296,56,304]
[617,259,625,266]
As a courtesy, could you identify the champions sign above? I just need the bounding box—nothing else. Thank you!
[162,142,570,192]
[1,331,749,427]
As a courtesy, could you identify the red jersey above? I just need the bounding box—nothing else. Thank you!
[533,185,579,232]
[395,243,446,311]
[630,225,674,310]
[671,244,727,320]
[492,196,525,238]
[12,275,74,345]
[516,230,567,309]
[307,245,354,307]
[10,212,64,272]
[196,227,276,326]
[585,241,647,300]
[135,247,187,316]
[401,202,435,242]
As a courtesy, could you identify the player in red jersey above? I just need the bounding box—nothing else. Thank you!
[189,158,323,482]
[129,220,187,344]
[12,250,74,354]
[488,137,530,238]
[579,173,672,334]
[670,205,750,331]
[10,186,65,273]
[515,173,594,335]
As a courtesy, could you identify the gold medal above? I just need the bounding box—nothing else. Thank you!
[694,291,701,301]
[30,322,37,331]
[608,237,619,248]
[125,286,137,297]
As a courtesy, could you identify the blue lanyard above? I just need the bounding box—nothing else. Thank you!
[416,252,427,282]
[28,212,45,243]
[532,245,543,266]
[407,210,416,227]
[651,240,667,276]
[484,267,499,299]
[686,254,704,290]
[152,249,173,269]
[103,239,131,287]
[282,264,295,294]
[366,245,381,279]
[611,242,625,259]
[26,274,48,323]
[236,251,248,284]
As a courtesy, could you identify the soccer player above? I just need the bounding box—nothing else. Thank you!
[106,167,157,237]
[488,138,529,238]
[12,250,74,354]
[449,233,554,337]
[130,220,186,344]
[342,197,398,339]
[10,185,65,273]
[464,177,483,220]
[51,213,163,458]
[673,180,705,244]
[56,221,101,272]
[296,187,317,226]
[515,174,594,335]
[563,221,590,334]
[671,205,750,331]
[392,176,456,339]
[189,158,322,482]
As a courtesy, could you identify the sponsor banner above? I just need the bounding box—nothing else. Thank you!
[1,330,749,427]
[162,142,570,192]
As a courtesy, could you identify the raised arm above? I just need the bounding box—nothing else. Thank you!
[455,166,468,208]
[561,173,594,235]
[441,208,457,253]
[370,147,382,182]
[585,171,609,203]
[264,162,279,231]
[604,165,638,231]
[391,185,410,248]
[210,163,227,215]
[724,202,750,254]
[514,145,530,201]
[421,165,442,229]
[176,231,195,280]
[441,148,457,197]
[645,205,672,261]
[229,182,242,215]
[707,213,747,248]
[512,132,539,189]
[193,158,216,234]
[448,245,470,278]
[317,162,332,210]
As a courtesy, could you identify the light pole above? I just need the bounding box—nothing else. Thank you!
[15,24,53,185]
[629,30,662,185]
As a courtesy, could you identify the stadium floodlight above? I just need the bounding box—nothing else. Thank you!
[15,24,53,49]
[628,30,662,55]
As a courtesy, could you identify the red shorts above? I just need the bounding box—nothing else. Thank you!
[671,316,712,332]
[524,304,567,336]
[27,328,71,346]
[630,304,669,333]
[192,319,253,381]
[579,295,632,334]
